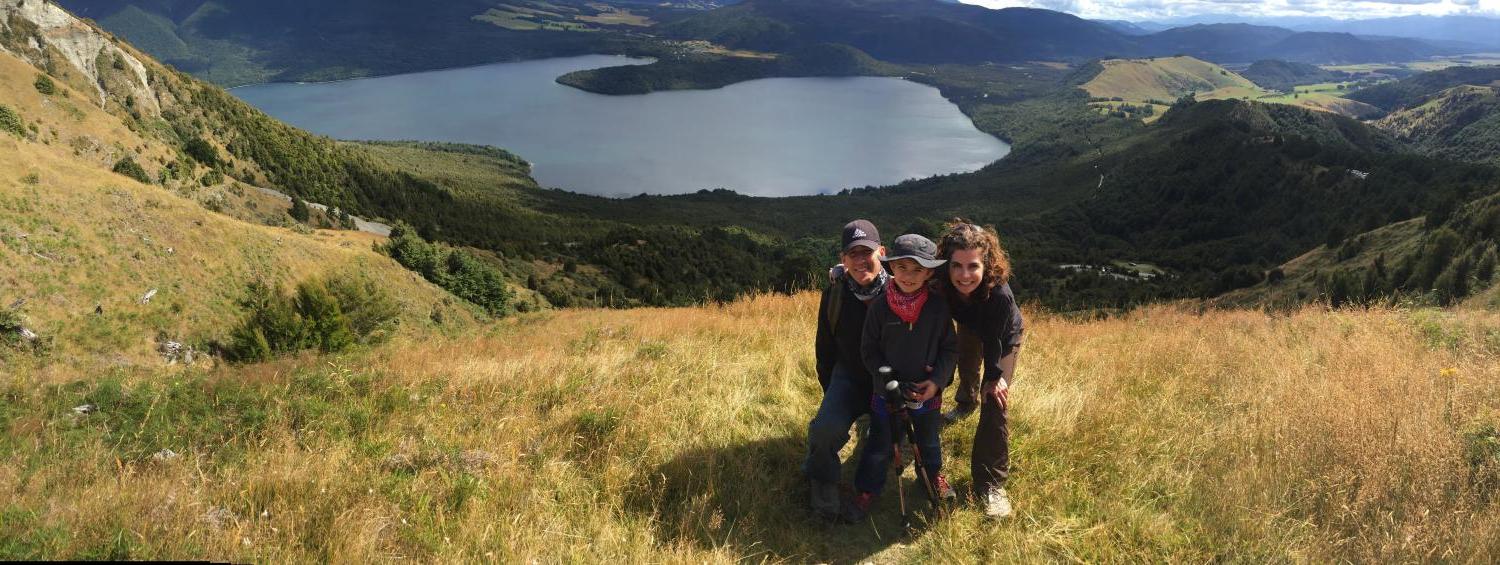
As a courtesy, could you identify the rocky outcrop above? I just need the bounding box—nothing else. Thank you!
[0,0,159,115]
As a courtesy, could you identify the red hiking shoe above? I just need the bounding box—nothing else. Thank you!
[933,473,957,503]
[842,491,877,523]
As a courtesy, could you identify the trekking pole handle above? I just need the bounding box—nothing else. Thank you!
[881,368,924,411]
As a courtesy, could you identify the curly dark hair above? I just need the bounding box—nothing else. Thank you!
[936,219,1011,302]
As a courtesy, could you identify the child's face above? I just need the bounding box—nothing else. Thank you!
[890,258,933,293]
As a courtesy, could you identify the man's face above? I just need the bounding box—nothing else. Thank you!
[890,258,933,293]
[842,245,884,286]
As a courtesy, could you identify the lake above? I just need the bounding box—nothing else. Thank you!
[232,55,1010,197]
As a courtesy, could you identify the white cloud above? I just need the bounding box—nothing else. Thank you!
[958,0,1500,20]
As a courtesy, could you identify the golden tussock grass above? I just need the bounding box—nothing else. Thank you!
[4,293,1500,562]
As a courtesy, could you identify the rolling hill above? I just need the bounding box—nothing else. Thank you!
[1081,56,1263,118]
[1240,59,1349,92]
[1376,84,1500,166]
[1080,56,1380,120]
[1350,66,1500,167]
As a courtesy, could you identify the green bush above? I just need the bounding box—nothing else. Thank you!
[380,225,513,316]
[325,273,400,342]
[226,273,400,363]
[33,74,55,96]
[111,157,151,184]
[183,137,219,167]
[288,198,311,223]
[0,104,23,138]
[296,281,354,353]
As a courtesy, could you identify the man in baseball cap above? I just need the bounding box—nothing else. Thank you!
[804,220,890,521]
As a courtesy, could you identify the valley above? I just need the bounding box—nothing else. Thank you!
[7,1,1500,561]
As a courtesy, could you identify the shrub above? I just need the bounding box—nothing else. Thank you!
[325,273,400,343]
[296,281,354,353]
[183,137,219,166]
[226,273,400,363]
[111,157,152,184]
[33,74,55,95]
[288,198,311,223]
[0,104,23,137]
[381,224,513,316]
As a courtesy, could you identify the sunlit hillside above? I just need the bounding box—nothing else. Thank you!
[1083,56,1266,121]
[1083,56,1380,121]
[0,48,481,377]
[4,292,1500,561]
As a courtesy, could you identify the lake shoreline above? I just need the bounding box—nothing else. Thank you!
[232,55,1009,198]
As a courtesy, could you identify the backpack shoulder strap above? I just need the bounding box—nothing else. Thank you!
[826,278,845,335]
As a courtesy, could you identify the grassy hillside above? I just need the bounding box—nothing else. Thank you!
[4,293,1500,560]
[1084,56,1263,104]
[1375,84,1500,166]
[0,52,480,376]
[1240,59,1348,92]
[1081,56,1378,120]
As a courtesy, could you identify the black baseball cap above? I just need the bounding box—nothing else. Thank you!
[841,220,881,252]
[882,234,946,269]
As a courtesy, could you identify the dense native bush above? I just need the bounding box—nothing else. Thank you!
[0,104,24,137]
[381,225,514,316]
[226,273,399,362]
[111,157,152,184]
[32,74,55,95]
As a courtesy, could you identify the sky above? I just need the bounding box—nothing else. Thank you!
[956,0,1500,20]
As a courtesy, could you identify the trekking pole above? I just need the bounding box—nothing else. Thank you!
[883,375,944,523]
[879,367,911,528]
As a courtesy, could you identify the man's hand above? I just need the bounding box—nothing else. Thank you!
[982,377,1009,410]
[909,380,938,403]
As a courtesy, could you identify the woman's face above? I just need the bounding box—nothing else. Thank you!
[948,247,985,297]
[890,258,933,293]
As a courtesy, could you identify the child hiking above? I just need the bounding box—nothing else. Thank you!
[844,234,958,522]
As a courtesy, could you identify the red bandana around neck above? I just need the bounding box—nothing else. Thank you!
[885,280,929,325]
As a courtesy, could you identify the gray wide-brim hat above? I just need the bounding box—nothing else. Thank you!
[881,233,946,269]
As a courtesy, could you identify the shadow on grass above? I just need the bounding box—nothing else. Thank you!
[628,423,936,563]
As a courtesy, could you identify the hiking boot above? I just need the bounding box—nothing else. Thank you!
[941,403,976,427]
[809,480,839,521]
[842,491,877,523]
[983,486,1013,520]
[933,473,957,503]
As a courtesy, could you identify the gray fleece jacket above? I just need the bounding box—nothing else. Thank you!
[860,288,958,394]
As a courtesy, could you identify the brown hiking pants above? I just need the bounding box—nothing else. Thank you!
[954,323,1010,492]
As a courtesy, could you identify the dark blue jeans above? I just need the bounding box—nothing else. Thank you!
[803,364,870,484]
[855,394,942,495]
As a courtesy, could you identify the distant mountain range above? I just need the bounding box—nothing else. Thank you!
[60,0,1475,87]
[663,0,1462,65]
[1109,14,1500,50]
[53,0,686,85]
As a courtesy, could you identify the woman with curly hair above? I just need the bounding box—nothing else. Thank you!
[937,220,1025,520]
